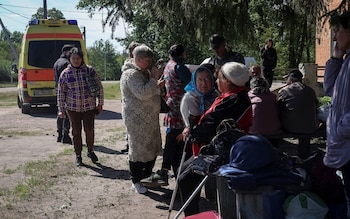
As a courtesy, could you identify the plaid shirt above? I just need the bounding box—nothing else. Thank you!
[57,64,104,112]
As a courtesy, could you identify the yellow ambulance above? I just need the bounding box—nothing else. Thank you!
[16,19,88,114]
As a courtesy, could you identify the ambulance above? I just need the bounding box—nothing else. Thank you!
[16,19,88,114]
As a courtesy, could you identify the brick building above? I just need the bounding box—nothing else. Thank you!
[315,0,344,81]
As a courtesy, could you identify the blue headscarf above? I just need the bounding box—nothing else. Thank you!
[185,64,216,113]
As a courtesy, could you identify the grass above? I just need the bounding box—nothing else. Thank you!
[0,81,120,107]
[0,153,84,203]
[102,81,121,100]
[0,129,42,137]
[0,82,17,88]
[0,91,17,107]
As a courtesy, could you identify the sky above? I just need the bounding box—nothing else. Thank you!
[0,0,129,52]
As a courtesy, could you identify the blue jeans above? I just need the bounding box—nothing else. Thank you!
[341,160,350,218]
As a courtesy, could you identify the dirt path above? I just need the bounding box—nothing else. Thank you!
[0,100,208,219]
[0,96,325,219]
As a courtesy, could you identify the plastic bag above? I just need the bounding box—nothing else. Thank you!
[283,192,328,219]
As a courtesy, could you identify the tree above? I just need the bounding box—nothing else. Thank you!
[31,7,65,20]
[87,39,122,80]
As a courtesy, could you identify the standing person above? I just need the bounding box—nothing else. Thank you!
[120,44,164,194]
[141,44,191,187]
[203,34,245,67]
[260,38,277,87]
[323,11,350,219]
[57,47,104,166]
[54,44,74,144]
[120,41,140,154]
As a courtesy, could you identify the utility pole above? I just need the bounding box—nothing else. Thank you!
[43,0,47,19]
[0,18,19,63]
[104,51,107,81]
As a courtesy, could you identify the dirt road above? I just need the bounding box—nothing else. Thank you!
[0,100,207,219]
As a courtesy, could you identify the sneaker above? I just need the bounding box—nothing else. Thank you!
[131,182,148,194]
[62,134,72,145]
[87,151,98,163]
[75,156,83,166]
[140,169,169,187]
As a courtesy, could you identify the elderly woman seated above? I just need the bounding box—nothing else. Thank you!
[248,77,282,147]
[179,61,252,216]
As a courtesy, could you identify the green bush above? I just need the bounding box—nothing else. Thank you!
[318,96,331,106]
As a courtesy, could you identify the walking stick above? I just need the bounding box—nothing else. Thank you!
[173,175,209,219]
[167,136,190,219]
[168,115,198,219]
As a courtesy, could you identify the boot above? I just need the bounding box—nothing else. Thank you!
[62,133,72,145]
[57,131,63,142]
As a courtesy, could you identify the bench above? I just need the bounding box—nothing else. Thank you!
[263,122,326,158]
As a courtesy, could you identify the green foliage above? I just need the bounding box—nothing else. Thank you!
[31,7,65,20]
[77,0,326,68]
[319,96,331,106]
[87,39,122,80]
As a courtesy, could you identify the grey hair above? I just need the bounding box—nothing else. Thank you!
[132,44,154,60]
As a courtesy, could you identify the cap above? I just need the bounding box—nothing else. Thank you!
[221,62,250,87]
[61,44,75,52]
[210,34,226,50]
[283,69,303,79]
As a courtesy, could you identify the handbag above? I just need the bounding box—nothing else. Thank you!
[85,66,100,97]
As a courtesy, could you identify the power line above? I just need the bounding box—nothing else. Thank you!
[0,14,27,27]
[0,5,30,20]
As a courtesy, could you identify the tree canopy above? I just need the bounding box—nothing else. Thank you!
[76,0,349,72]
[31,7,65,20]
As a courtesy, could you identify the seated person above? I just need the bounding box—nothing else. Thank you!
[246,64,263,89]
[181,63,219,140]
[248,77,282,146]
[250,65,263,78]
[277,70,319,156]
[179,61,252,216]
[180,63,220,200]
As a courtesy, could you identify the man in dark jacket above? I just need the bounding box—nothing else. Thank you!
[261,38,277,87]
[204,34,245,67]
[54,44,74,144]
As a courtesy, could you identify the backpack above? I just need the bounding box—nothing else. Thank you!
[191,119,245,175]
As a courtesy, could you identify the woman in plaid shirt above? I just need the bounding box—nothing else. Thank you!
[57,47,104,166]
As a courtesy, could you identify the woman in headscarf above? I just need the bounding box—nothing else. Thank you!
[180,63,219,141]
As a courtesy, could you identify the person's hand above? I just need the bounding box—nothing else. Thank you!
[158,79,165,88]
[151,66,161,80]
[182,127,190,141]
[58,111,65,118]
[265,44,268,50]
[176,133,184,143]
[96,104,103,114]
[333,43,346,59]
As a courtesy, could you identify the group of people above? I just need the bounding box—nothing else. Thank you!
[54,11,350,217]
[118,34,325,217]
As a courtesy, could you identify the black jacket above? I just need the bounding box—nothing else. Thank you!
[54,54,70,90]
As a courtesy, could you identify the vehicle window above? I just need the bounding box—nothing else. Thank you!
[28,40,82,68]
